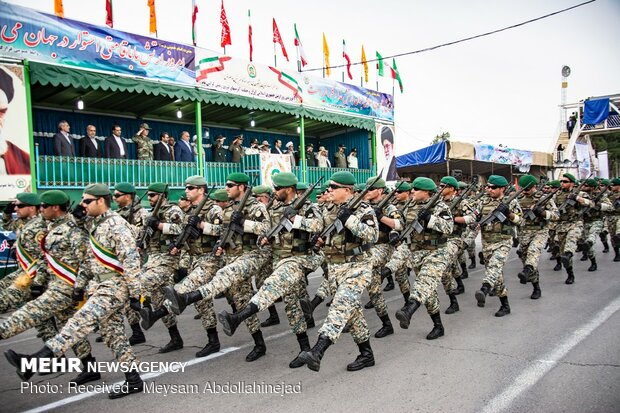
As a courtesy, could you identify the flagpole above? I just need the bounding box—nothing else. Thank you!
[273,42,277,67]
[296,46,301,72]
[341,40,344,82]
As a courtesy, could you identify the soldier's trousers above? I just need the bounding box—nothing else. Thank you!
[315,275,332,300]
[441,239,461,295]
[0,270,31,313]
[318,258,372,344]
[556,220,584,256]
[251,254,323,334]
[583,220,603,259]
[368,244,393,318]
[409,248,449,315]
[481,238,512,297]
[518,228,548,283]
[140,254,178,329]
[46,276,137,364]
[0,281,91,358]
[610,216,620,247]
[464,228,478,257]
[381,244,411,295]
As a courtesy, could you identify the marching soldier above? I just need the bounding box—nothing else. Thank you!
[609,178,620,262]
[5,184,145,399]
[579,179,613,271]
[474,175,523,316]
[516,175,559,299]
[113,182,148,236]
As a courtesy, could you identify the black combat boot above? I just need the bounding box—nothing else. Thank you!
[614,246,620,262]
[347,340,375,371]
[565,267,575,285]
[70,354,101,385]
[553,257,562,271]
[517,268,527,284]
[601,232,610,253]
[5,345,54,381]
[159,325,183,353]
[289,332,311,369]
[395,298,421,329]
[495,296,511,317]
[246,330,266,362]
[374,314,394,338]
[475,283,491,308]
[588,257,597,272]
[108,371,144,399]
[531,282,541,300]
[468,254,476,269]
[298,334,332,372]
[460,262,469,279]
[380,267,392,282]
[218,303,259,336]
[519,264,535,284]
[140,305,169,330]
[383,275,395,291]
[561,252,573,270]
[478,251,485,266]
[364,299,374,309]
[300,295,324,320]
[402,291,410,307]
[196,328,220,357]
[445,294,459,314]
[260,305,280,327]
[326,299,333,307]
[454,277,465,295]
[128,323,146,345]
[163,286,203,315]
[426,312,445,340]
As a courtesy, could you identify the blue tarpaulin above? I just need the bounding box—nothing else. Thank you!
[583,98,610,125]
[397,141,446,168]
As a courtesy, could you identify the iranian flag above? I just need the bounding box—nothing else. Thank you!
[273,18,289,62]
[196,55,232,82]
[294,23,308,67]
[342,40,352,80]
[105,0,113,27]
[269,66,302,103]
[191,0,198,46]
[386,58,403,93]
[248,9,253,61]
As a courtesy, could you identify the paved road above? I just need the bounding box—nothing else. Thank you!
[1,246,619,413]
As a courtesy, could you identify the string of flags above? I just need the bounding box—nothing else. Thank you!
[51,0,404,93]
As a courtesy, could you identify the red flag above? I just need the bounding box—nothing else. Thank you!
[248,9,253,61]
[272,18,289,62]
[191,0,198,46]
[105,0,113,28]
[342,40,352,80]
[220,0,231,48]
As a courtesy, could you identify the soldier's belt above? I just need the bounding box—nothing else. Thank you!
[345,243,372,256]
[411,238,447,249]
[96,272,117,282]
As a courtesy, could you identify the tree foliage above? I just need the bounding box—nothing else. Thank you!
[430,131,450,145]
[591,132,620,177]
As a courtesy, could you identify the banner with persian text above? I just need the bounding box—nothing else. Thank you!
[474,143,533,167]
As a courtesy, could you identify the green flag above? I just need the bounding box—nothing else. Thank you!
[376,51,384,76]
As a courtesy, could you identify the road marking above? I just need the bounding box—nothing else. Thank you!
[480,295,620,413]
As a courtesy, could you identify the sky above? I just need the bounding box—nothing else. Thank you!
[6,0,620,156]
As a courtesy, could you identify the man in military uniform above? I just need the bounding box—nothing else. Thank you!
[385,177,453,339]
[544,180,563,270]
[385,182,413,294]
[597,179,612,253]
[516,175,559,299]
[140,176,225,359]
[1,190,100,386]
[579,179,613,271]
[608,178,620,262]
[297,171,378,372]
[132,123,153,160]
[5,184,145,398]
[218,172,324,368]
[113,182,148,236]
[474,175,523,316]
[163,172,272,362]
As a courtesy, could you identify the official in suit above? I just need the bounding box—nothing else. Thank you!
[175,131,194,162]
[53,120,75,156]
[271,139,284,154]
[154,132,172,161]
[104,124,128,159]
[79,125,102,158]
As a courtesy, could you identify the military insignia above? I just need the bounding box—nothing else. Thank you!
[366,219,375,225]
[35,232,45,243]
[214,218,221,225]
[255,210,262,218]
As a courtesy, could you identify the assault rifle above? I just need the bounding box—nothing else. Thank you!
[127,191,148,225]
[137,184,169,249]
[476,184,529,227]
[580,185,610,219]
[265,177,324,240]
[449,181,476,212]
[212,176,257,254]
[396,188,443,243]
[524,191,555,221]
[557,173,593,213]
[170,186,213,251]
[375,181,405,212]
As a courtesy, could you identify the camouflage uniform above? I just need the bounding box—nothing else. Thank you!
[45,210,142,365]
[390,199,412,295]
[132,134,153,160]
[609,190,620,256]
[117,202,149,238]
[443,197,478,298]
[554,189,587,268]
[581,190,613,261]
[0,214,92,359]
[1,212,29,232]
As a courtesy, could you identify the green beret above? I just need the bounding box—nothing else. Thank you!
[210,189,229,202]
[412,177,436,191]
[272,172,298,188]
[366,176,386,189]
[40,190,69,206]
[584,178,598,187]
[114,182,136,194]
[317,183,329,194]
[296,182,309,191]
[185,175,207,186]
[611,178,620,186]
[179,194,189,201]
[227,172,250,184]
[330,171,356,186]
[84,183,110,197]
[599,179,610,186]
[457,181,468,189]
[488,175,509,187]
[440,176,459,189]
[518,174,538,189]
[252,185,272,195]
[548,180,561,188]
[16,192,40,206]
[354,183,366,192]
[147,182,168,194]
[563,173,577,183]
[397,182,412,192]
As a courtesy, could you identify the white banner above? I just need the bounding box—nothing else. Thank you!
[575,142,591,179]
[259,154,292,187]
[597,151,609,179]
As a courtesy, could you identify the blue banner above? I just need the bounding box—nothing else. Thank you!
[583,98,609,125]
[0,2,195,85]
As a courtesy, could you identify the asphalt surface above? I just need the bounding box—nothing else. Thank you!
[1,243,619,413]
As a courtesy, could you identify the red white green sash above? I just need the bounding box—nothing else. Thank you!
[16,240,38,278]
[40,237,77,286]
[89,234,124,275]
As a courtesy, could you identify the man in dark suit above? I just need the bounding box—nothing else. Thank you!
[154,132,172,161]
[104,124,128,159]
[53,120,75,156]
[79,125,102,158]
[175,131,194,162]
[271,139,284,154]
